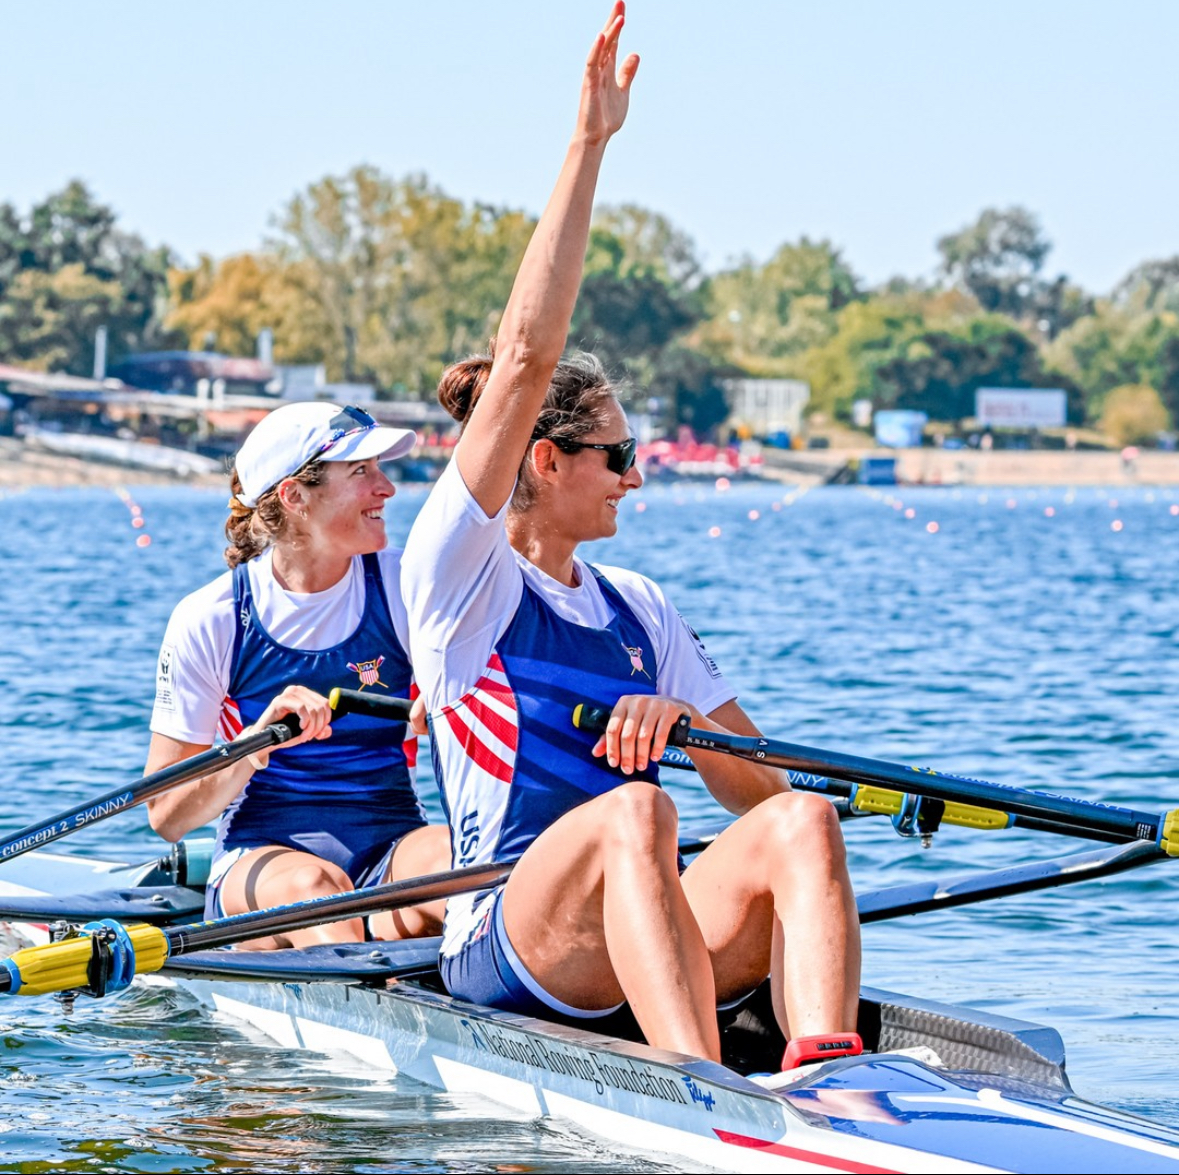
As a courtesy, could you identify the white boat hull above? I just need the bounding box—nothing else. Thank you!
[3,846,1179,1174]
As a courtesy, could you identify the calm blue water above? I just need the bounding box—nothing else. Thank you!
[0,479,1176,1172]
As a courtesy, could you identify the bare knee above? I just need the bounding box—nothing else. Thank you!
[596,783,679,857]
[387,824,451,882]
[283,860,353,900]
[748,792,847,872]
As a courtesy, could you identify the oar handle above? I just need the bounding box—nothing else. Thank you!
[571,703,693,743]
[0,717,301,864]
[329,689,413,722]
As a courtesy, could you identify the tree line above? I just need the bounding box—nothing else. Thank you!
[2,176,1177,444]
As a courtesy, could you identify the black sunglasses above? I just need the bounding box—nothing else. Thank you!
[549,435,638,475]
[318,405,378,455]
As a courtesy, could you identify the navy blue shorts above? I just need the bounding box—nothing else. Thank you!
[440,890,624,1020]
[204,836,400,920]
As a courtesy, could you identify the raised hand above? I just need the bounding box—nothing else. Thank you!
[578,1,640,146]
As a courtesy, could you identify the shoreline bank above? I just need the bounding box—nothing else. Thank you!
[760,447,1179,487]
[0,437,223,491]
[2,436,1178,490]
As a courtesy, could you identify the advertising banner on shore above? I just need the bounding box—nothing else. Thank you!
[976,388,1067,429]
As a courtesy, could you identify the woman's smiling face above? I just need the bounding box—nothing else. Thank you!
[302,457,396,558]
[550,397,643,543]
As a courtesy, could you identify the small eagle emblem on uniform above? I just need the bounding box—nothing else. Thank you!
[347,655,386,690]
[625,646,650,677]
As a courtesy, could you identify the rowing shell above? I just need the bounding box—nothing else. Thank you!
[2,847,1179,1174]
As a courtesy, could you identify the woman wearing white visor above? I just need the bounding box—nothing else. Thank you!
[144,401,449,947]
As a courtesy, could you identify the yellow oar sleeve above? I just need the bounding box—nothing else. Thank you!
[851,785,1012,832]
[1161,810,1179,857]
[2,923,169,997]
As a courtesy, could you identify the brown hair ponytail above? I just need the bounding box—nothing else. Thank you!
[436,344,619,513]
[437,342,496,428]
[223,462,326,568]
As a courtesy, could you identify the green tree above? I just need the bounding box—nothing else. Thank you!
[797,296,926,420]
[166,252,334,365]
[1113,257,1179,315]
[268,166,533,393]
[1100,384,1172,445]
[937,206,1051,320]
[645,345,736,437]
[0,264,125,373]
[586,205,702,288]
[1154,330,1179,428]
[872,316,1081,422]
[1045,303,1179,420]
[695,238,860,376]
[0,181,175,372]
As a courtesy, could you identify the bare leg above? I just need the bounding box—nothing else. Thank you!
[680,792,860,1039]
[501,782,721,1060]
[218,846,366,949]
[369,824,451,941]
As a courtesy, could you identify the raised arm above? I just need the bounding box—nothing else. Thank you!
[455,2,638,516]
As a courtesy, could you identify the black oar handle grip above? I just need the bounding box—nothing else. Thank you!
[267,715,302,741]
[571,703,692,746]
[329,688,413,723]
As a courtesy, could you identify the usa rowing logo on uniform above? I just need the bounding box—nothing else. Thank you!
[347,655,386,690]
[625,645,650,678]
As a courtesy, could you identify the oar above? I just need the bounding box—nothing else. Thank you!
[572,705,1179,854]
[0,825,726,999]
[0,693,413,867]
[159,839,1169,985]
[857,839,1163,922]
[163,840,1167,984]
[0,718,303,864]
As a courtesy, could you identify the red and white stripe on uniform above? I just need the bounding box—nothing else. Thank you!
[437,654,519,784]
[218,697,243,743]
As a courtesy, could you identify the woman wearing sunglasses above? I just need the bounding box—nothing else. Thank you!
[402,3,860,1063]
[143,400,449,947]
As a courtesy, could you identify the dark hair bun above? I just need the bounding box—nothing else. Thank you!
[437,345,495,424]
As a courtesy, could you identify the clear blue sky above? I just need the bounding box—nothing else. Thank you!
[4,0,1177,295]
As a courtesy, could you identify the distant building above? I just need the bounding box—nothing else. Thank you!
[723,379,810,438]
[107,352,281,398]
[276,364,376,404]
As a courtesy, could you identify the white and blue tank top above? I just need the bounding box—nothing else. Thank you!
[430,566,660,958]
[215,552,425,879]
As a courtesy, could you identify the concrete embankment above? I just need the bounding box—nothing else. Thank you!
[760,447,1179,486]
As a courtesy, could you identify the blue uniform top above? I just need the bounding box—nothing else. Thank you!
[430,566,659,958]
[214,551,425,881]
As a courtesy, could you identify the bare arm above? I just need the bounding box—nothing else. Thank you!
[456,2,639,516]
[145,732,252,843]
[687,699,788,816]
[145,684,335,842]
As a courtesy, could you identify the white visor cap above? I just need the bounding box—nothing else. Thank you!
[235,402,418,508]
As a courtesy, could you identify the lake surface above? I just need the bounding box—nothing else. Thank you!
[0,479,1176,1172]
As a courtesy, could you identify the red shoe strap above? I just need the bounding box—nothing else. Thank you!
[782,1032,864,1070]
